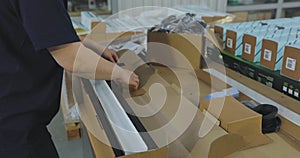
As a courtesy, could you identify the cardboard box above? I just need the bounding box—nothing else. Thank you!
[229,11,249,22]
[122,67,247,158]
[260,34,298,71]
[147,31,203,70]
[219,18,299,57]
[147,29,223,71]
[281,45,300,81]
[241,25,279,62]
[88,132,168,158]
[248,11,273,21]
[87,22,143,44]
[215,22,251,47]
[225,21,264,56]
[260,38,284,70]
[84,66,248,158]
[208,49,300,101]
[200,96,271,149]
[202,16,227,24]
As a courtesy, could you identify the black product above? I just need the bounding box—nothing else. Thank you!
[252,104,281,134]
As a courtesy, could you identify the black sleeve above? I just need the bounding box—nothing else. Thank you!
[19,0,80,50]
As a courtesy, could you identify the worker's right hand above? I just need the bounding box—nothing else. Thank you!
[115,68,139,91]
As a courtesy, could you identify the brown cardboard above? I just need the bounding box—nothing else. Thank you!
[226,133,300,158]
[147,32,203,70]
[213,66,300,143]
[86,67,246,158]
[87,22,143,44]
[242,34,257,62]
[123,66,247,158]
[63,71,76,109]
[225,30,237,55]
[229,12,249,22]
[211,134,245,158]
[88,132,169,158]
[200,96,271,149]
[260,39,278,70]
[202,16,227,24]
[147,29,222,70]
[280,46,300,81]
[185,111,245,158]
[248,11,273,21]
[280,116,300,142]
[214,25,224,42]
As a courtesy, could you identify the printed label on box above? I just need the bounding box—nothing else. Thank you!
[227,38,233,48]
[286,57,296,71]
[295,91,299,98]
[244,43,251,54]
[288,89,293,95]
[263,49,272,61]
[283,86,288,92]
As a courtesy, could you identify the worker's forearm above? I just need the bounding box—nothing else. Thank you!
[49,42,122,80]
[81,37,105,56]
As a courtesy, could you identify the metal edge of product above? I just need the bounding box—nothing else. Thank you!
[87,79,148,155]
[80,78,125,157]
[110,82,158,150]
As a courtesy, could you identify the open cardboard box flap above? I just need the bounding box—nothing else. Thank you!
[200,96,271,149]
[121,62,252,158]
[147,27,223,70]
[84,66,247,158]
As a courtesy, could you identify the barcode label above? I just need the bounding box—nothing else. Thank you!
[286,57,296,71]
[288,89,293,95]
[244,43,251,54]
[227,38,233,48]
[283,86,288,92]
[295,91,299,98]
[263,49,272,61]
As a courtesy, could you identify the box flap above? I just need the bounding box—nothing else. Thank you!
[200,96,260,123]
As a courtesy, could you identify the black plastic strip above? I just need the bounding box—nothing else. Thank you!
[81,79,125,157]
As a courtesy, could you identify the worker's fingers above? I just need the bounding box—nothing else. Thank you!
[130,73,139,90]
[112,52,119,62]
[109,56,115,63]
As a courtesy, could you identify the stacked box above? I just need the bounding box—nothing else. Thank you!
[242,26,300,63]
[225,21,268,56]
[281,40,300,81]
[241,24,279,62]
[260,28,299,71]
[215,21,260,48]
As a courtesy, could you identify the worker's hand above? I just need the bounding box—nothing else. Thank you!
[116,68,139,91]
[102,48,119,63]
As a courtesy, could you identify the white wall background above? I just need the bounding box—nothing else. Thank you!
[115,0,227,13]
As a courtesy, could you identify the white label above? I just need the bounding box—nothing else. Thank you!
[294,91,299,98]
[286,57,296,71]
[263,49,272,61]
[288,89,293,95]
[283,86,288,92]
[244,43,252,54]
[227,38,233,48]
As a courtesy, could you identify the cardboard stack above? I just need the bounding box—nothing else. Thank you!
[225,21,262,56]
[225,19,296,57]
[260,27,299,71]
[242,24,278,62]
[147,31,203,70]
[199,96,270,149]
[215,22,255,48]
[281,40,300,81]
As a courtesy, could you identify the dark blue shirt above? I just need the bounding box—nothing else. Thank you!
[0,0,79,149]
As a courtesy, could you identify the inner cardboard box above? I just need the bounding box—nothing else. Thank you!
[72,22,300,158]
